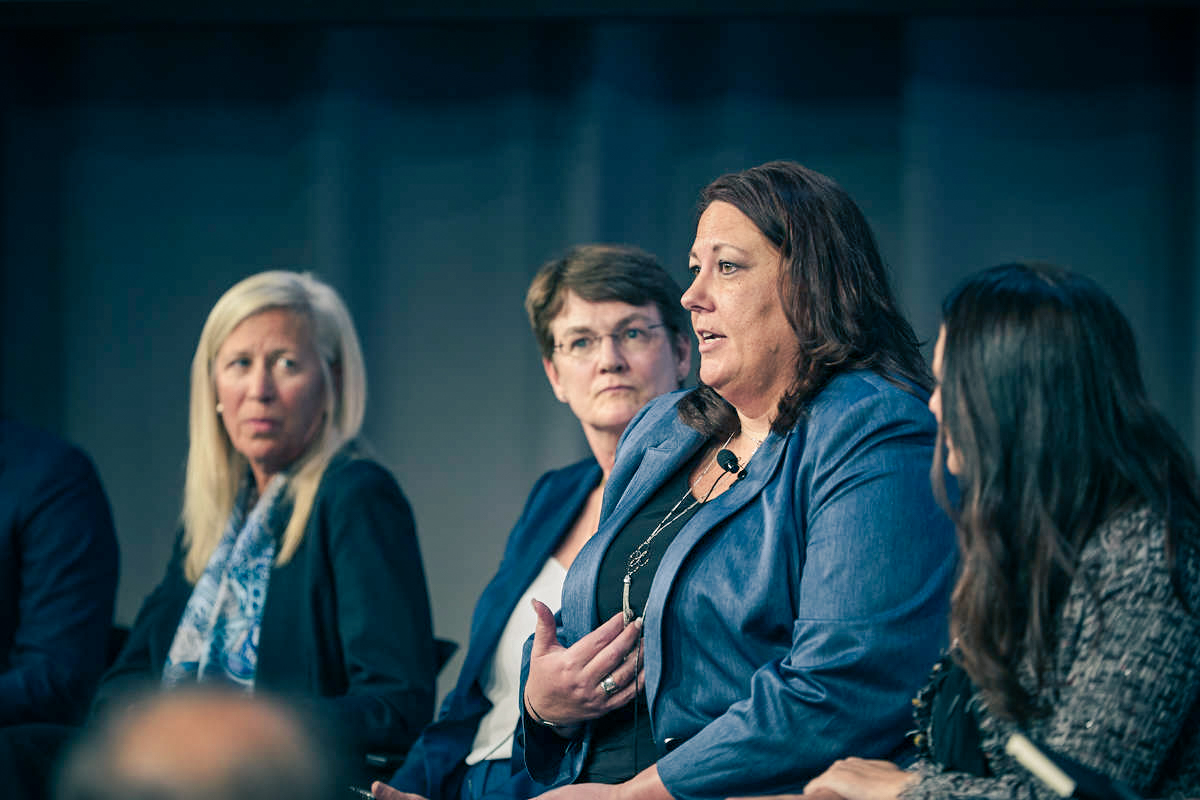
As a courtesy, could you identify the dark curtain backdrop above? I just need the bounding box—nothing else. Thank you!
[2,8,1197,698]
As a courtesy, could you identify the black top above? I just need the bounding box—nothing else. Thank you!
[912,654,989,777]
[0,420,119,726]
[582,446,721,783]
[97,451,438,757]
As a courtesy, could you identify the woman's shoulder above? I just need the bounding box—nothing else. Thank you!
[540,457,601,486]
[802,370,936,437]
[304,451,417,551]
[314,448,406,502]
[640,388,691,422]
[1085,505,1200,611]
[522,457,601,510]
[813,370,931,412]
[620,388,693,443]
[1088,506,1166,573]
[1094,505,1162,546]
[0,418,101,491]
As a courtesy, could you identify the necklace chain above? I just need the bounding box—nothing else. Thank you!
[625,432,733,579]
[622,432,765,623]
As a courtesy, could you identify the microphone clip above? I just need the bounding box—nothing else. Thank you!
[716,448,747,480]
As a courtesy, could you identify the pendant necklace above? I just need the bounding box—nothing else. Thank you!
[621,432,738,625]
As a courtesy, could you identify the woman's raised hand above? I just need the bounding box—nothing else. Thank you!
[523,598,644,731]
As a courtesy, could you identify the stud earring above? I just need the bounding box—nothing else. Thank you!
[215,402,224,414]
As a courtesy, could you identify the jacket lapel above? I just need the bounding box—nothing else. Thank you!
[570,424,705,634]
[458,463,600,689]
[642,428,791,713]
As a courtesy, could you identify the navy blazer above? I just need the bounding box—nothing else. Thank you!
[95,453,437,756]
[0,420,119,726]
[390,458,601,800]
[524,372,958,800]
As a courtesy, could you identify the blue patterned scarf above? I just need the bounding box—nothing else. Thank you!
[162,473,291,689]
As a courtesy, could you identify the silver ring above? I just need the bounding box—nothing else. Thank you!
[600,674,618,696]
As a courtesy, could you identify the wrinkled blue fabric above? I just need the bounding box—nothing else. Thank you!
[522,372,958,800]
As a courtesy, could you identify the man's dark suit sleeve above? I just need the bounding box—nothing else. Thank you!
[0,439,119,725]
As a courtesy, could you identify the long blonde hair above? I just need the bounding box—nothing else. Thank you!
[182,271,367,582]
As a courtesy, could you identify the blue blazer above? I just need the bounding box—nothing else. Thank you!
[390,458,601,800]
[523,372,958,800]
[0,420,119,726]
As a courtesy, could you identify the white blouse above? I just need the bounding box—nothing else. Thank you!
[465,556,568,764]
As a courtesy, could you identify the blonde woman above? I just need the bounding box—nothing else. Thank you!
[95,270,437,755]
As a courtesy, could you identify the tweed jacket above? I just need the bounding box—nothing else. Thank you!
[523,372,958,800]
[903,507,1200,800]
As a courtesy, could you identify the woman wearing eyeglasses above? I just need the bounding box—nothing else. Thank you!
[375,245,691,800]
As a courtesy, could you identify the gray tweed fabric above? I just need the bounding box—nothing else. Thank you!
[903,507,1200,800]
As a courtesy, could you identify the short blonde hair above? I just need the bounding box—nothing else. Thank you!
[182,271,366,582]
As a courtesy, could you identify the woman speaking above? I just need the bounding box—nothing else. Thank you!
[520,162,957,800]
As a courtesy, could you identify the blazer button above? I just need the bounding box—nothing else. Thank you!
[663,737,683,752]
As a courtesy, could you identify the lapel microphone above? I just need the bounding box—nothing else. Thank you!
[716,448,747,480]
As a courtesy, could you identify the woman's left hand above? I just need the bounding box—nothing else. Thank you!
[728,790,846,800]
[535,783,624,800]
[535,765,672,800]
[524,599,644,730]
[802,758,916,800]
[370,782,427,800]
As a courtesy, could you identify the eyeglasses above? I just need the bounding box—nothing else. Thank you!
[554,323,666,360]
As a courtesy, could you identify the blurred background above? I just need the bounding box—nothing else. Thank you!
[2,0,1198,700]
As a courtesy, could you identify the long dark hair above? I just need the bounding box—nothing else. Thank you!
[936,262,1200,721]
[677,161,929,437]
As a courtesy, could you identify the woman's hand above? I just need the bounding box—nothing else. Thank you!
[535,764,671,800]
[370,783,427,800]
[729,790,846,800]
[802,758,917,800]
[524,598,644,730]
[535,783,626,800]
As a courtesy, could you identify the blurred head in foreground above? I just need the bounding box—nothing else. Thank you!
[56,687,351,800]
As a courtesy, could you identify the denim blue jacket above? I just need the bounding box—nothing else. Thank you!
[523,372,957,800]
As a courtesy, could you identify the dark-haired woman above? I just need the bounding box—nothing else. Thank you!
[519,161,957,800]
[802,263,1200,800]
